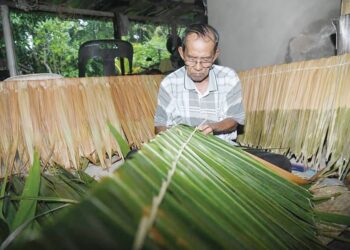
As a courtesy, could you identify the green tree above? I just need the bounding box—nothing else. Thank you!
[6,10,177,77]
[10,10,49,74]
[32,18,77,75]
[124,22,171,73]
[10,11,114,77]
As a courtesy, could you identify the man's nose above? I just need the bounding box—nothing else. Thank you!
[194,60,203,70]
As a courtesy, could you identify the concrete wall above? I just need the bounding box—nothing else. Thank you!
[208,0,341,71]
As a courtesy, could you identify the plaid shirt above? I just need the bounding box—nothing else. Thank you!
[154,65,245,142]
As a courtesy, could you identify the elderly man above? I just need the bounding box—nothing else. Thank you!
[154,23,291,172]
[155,24,244,141]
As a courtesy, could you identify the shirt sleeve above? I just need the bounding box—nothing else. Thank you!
[154,78,173,127]
[223,73,245,125]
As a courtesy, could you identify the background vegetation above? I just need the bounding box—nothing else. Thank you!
[1,10,183,77]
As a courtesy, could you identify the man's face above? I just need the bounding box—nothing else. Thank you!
[179,33,219,83]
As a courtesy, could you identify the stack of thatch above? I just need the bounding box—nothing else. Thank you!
[0,75,162,177]
[238,54,350,179]
[1,54,349,180]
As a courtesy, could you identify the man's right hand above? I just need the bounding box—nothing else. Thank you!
[197,124,214,135]
[155,126,168,134]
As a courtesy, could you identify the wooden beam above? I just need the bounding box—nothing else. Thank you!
[4,1,114,18]
[0,0,204,24]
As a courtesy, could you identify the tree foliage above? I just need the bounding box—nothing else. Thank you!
[124,22,171,73]
[1,10,176,77]
[10,11,114,77]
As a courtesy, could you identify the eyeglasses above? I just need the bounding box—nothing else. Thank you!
[184,58,213,68]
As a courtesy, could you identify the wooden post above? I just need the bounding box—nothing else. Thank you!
[1,4,17,76]
[113,12,125,75]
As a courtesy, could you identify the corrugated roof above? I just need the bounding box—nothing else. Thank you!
[4,0,206,24]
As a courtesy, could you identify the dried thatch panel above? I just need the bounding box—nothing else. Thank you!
[238,54,350,178]
[2,55,349,180]
[0,75,162,176]
[108,75,163,148]
[341,0,350,15]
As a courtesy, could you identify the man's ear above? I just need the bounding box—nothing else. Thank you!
[213,48,220,61]
[178,47,185,60]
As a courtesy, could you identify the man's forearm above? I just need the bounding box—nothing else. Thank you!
[211,118,238,134]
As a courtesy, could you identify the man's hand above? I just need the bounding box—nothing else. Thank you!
[197,124,214,135]
[155,126,168,134]
[197,118,238,136]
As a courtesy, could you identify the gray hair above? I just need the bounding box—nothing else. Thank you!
[181,23,220,52]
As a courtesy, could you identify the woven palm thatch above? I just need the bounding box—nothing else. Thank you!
[20,125,326,249]
[1,55,349,180]
[0,75,162,177]
[109,75,162,147]
[237,54,350,179]
[341,0,350,15]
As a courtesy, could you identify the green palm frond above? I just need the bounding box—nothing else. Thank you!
[0,163,95,249]
[11,151,41,231]
[22,125,329,249]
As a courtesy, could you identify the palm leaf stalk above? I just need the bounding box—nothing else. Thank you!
[24,125,328,250]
